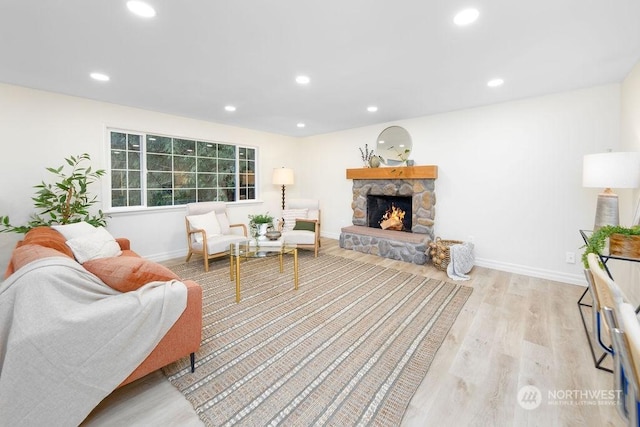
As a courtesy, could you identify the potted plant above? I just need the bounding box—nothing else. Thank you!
[0,153,107,234]
[582,225,640,268]
[248,212,275,240]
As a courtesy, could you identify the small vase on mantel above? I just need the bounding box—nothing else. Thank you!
[369,156,381,168]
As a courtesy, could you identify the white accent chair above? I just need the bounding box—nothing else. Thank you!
[279,198,321,257]
[185,202,248,272]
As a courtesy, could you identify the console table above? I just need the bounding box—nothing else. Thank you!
[578,229,640,372]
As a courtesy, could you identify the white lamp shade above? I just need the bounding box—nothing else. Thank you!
[272,167,294,186]
[583,152,640,189]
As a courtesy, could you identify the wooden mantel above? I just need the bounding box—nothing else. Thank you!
[346,165,438,180]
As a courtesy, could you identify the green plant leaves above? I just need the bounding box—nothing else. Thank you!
[0,153,108,234]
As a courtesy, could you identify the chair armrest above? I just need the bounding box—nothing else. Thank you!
[116,238,131,251]
[230,223,248,237]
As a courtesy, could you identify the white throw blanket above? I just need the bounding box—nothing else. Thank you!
[447,242,475,281]
[0,256,187,426]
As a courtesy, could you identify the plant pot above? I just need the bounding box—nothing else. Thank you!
[610,233,640,258]
[257,223,269,240]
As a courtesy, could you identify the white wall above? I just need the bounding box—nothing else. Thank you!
[0,82,631,285]
[299,85,624,285]
[615,61,640,304]
[0,83,299,270]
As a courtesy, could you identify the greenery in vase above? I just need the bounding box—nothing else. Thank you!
[581,225,640,268]
[0,153,107,234]
[248,213,274,243]
[388,145,411,163]
[248,213,274,225]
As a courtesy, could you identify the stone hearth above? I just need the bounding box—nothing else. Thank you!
[340,166,437,265]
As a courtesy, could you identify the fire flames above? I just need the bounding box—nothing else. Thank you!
[380,204,406,231]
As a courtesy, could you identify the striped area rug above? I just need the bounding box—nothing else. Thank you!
[163,253,472,426]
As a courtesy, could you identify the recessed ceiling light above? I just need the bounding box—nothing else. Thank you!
[224,105,236,112]
[453,8,479,26]
[367,106,378,112]
[90,72,110,82]
[297,123,306,128]
[127,1,156,18]
[487,78,504,87]
[295,75,310,85]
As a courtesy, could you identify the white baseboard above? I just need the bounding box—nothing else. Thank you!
[474,257,586,287]
[145,248,187,264]
[146,233,588,287]
[325,231,587,287]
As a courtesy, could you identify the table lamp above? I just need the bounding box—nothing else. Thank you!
[272,167,294,210]
[583,152,640,229]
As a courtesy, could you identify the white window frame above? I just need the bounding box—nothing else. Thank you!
[104,128,258,212]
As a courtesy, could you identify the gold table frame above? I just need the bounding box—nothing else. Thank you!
[229,240,298,302]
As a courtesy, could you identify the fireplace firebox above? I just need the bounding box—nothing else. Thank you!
[366,195,412,232]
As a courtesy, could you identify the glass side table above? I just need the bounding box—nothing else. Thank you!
[228,239,298,303]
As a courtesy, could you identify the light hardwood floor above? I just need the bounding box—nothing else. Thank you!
[82,238,624,426]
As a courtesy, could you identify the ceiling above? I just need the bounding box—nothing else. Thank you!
[1,0,639,137]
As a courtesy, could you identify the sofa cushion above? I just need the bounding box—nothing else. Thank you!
[83,256,180,293]
[65,227,122,264]
[11,244,73,271]
[18,227,74,258]
[51,222,96,240]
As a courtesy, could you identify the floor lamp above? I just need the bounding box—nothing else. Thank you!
[273,167,294,210]
[583,152,640,230]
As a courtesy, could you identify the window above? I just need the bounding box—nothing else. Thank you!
[109,130,256,208]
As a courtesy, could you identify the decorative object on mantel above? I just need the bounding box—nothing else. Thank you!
[359,143,375,167]
[368,155,381,168]
[376,126,412,166]
[581,225,640,268]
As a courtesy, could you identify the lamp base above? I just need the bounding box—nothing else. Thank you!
[594,189,619,230]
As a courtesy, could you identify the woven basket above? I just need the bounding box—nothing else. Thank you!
[428,237,463,271]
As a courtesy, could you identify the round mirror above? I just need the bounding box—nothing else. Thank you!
[376,126,412,166]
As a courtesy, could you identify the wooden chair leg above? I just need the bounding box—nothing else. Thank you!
[185,251,192,262]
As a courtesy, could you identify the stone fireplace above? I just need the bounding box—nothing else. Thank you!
[340,166,437,265]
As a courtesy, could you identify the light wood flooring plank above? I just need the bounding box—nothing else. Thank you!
[83,238,626,426]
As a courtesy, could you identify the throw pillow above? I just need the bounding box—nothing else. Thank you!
[293,220,316,232]
[11,244,73,271]
[51,221,96,240]
[215,212,231,235]
[83,256,180,293]
[186,211,221,243]
[282,208,308,232]
[65,227,123,264]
